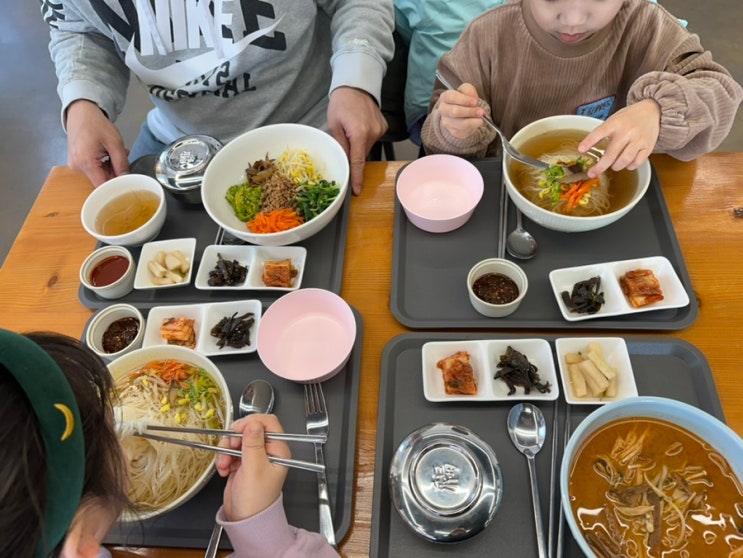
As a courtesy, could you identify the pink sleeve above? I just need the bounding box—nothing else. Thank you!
[217,494,340,558]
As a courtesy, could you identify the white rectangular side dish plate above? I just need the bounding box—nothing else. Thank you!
[142,300,262,356]
[194,244,306,291]
[422,339,559,402]
[134,237,197,290]
[555,337,638,405]
[548,256,690,322]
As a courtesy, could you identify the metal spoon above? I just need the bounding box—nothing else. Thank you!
[239,379,275,416]
[506,208,538,259]
[507,403,548,558]
[205,379,276,558]
[435,70,548,172]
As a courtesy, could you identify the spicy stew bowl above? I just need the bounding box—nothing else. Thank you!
[201,123,350,246]
[560,396,743,556]
[503,115,651,233]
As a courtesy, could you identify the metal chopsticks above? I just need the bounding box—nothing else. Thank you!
[144,424,326,444]
[548,399,560,558]
[134,431,325,474]
[555,406,571,558]
[498,174,509,259]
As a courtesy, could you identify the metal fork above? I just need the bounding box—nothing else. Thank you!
[435,70,549,171]
[304,383,336,548]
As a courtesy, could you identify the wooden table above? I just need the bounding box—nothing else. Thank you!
[1,154,742,557]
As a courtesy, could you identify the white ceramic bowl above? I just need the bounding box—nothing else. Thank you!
[85,303,145,360]
[466,258,528,318]
[79,245,136,299]
[257,288,356,383]
[108,345,233,521]
[396,154,484,233]
[80,174,166,246]
[561,396,743,556]
[201,123,350,246]
[503,115,651,233]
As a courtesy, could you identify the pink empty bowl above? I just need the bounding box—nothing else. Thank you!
[257,288,356,383]
[396,154,484,233]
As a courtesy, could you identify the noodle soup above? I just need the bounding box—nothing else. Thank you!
[568,417,743,557]
[109,346,231,520]
[507,129,638,217]
[502,115,651,233]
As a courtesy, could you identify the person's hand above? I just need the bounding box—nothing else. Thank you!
[65,100,130,187]
[215,414,290,521]
[579,99,661,178]
[436,83,487,140]
[327,86,388,195]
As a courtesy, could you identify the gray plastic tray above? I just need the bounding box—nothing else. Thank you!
[390,159,698,330]
[103,307,362,551]
[370,333,723,558]
[79,187,350,310]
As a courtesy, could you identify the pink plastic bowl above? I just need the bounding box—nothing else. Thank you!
[396,154,484,233]
[257,288,356,383]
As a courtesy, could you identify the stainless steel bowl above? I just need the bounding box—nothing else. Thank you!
[155,135,223,204]
[389,423,503,543]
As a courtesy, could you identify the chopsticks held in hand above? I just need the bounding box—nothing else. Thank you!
[144,424,326,443]
[134,425,326,474]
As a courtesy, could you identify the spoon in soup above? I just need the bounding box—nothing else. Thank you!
[204,379,276,558]
[507,403,548,558]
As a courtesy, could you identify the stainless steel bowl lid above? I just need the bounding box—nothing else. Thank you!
[389,423,503,543]
[155,135,223,191]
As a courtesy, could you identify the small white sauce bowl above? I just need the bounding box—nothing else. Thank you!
[466,258,528,318]
[85,303,145,361]
[79,245,136,300]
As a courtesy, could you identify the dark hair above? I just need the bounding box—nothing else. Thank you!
[0,332,130,558]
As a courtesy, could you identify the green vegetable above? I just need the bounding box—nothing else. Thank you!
[296,180,340,221]
[539,156,592,204]
[226,182,263,221]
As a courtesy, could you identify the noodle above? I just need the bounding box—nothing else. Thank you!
[115,359,226,512]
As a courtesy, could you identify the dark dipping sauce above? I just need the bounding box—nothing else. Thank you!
[473,272,519,305]
[102,317,140,353]
[90,255,129,287]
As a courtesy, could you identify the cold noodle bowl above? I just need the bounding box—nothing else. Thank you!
[508,130,637,217]
[568,417,743,557]
[115,359,227,513]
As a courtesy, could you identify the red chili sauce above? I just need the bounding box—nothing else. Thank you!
[90,255,129,287]
[472,272,519,305]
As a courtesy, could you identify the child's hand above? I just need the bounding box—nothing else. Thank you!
[579,99,661,177]
[437,83,488,139]
[216,414,290,521]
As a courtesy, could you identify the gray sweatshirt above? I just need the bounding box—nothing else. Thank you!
[42,0,394,145]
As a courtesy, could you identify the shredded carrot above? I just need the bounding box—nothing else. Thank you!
[129,359,196,386]
[247,208,305,233]
[560,178,600,211]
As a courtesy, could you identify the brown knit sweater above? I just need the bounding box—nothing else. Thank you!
[421,0,743,160]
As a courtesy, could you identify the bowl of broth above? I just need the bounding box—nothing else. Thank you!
[81,174,167,246]
[561,396,743,557]
[503,115,651,233]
